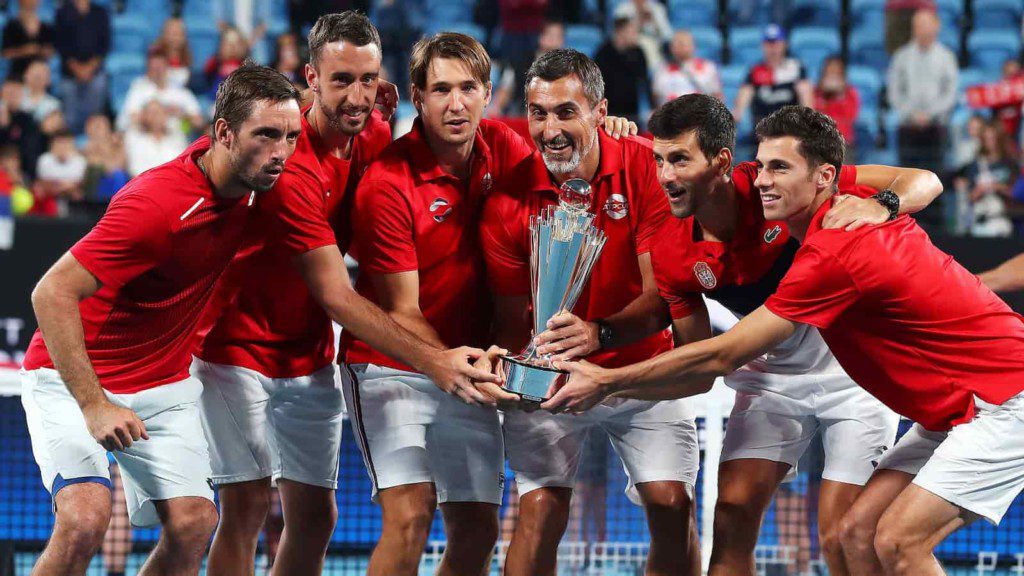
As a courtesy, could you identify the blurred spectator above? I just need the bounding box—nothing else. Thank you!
[492,21,564,117]
[272,33,306,89]
[118,47,203,134]
[885,0,935,54]
[813,56,860,160]
[995,58,1024,148]
[34,129,86,216]
[613,0,671,73]
[213,0,271,62]
[0,79,46,181]
[204,27,249,101]
[653,30,723,106]
[21,59,61,123]
[954,119,1016,237]
[1,0,55,81]
[0,145,34,215]
[152,18,194,89]
[595,16,653,124]
[499,0,550,69]
[82,114,128,202]
[887,9,957,174]
[733,24,812,131]
[125,100,188,177]
[372,0,424,96]
[55,0,111,134]
[951,114,986,171]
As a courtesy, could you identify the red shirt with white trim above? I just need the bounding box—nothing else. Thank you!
[340,118,534,371]
[653,162,860,321]
[480,132,673,368]
[23,137,257,393]
[765,198,1024,431]
[197,109,391,378]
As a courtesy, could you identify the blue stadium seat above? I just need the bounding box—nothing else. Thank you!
[719,63,747,106]
[564,24,603,58]
[189,28,221,72]
[105,52,146,77]
[791,0,840,27]
[726,0,774,26]
[847,65,882,114]
[426,3,473,27]
[667,0,718,29]
[848,0,886,27]
[848,27,888,72]
[112,14,151,54]
[728,26,763,68]
[958,66,1000,100]
[967,30,1021,73]
[939,25,960,53]
[972,0,1023,30]
[690,26,723,63]
[424,21,485,41]
[789,26,841,80]
[121,0,170,22]
[180,0,214,19]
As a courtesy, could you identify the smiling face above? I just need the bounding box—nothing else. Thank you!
[218,98,302,192]
[413,57,491,148]
[526,73,605,177]
[306,40,381,136]
[652,130,728,219]
[754,136,834,222]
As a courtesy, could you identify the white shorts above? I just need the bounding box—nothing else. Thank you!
[21,368,214,527]
[721,372,900,485]
[877,392,1024,525]
[192,358,345,489]
[342,363,505,505]
[503,398,699,505]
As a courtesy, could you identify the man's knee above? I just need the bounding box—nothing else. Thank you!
[640,482,693,513]
[218,481,272,533]
[384,502,436,546]
[873,514,923,573]
[712,495,763,536]
[444,505,498,549]
[53,495,112,559]
[838,508,879,555]
[518,488,571,535]
[164,499,219,547]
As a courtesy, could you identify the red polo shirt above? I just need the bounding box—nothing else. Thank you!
[480,132,674,368]
[341,118,534,371]
[197,109,392,378]
[766,198,1024,431]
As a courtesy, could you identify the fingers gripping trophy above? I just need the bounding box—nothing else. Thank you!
[501,178,607,401]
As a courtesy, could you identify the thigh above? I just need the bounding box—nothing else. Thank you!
[114,377,214,528]
[841,468,916,533]
[21,369,110,496]
[430,392,504,505]
[503,408,589,497]
[819,405,899,486]
[269,364,345,489]
[343,364,434,502]
[717,457,791,512]
[603,411,699,506]
[876,423,946,476]
[193,358,273,484]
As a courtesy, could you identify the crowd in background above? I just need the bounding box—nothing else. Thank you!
[1,0,1023,238]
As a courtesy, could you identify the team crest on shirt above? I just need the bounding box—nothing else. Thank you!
[430,197,453,222]
[603,194,629,220]
[764,224,782,244]
[694,261,717,289]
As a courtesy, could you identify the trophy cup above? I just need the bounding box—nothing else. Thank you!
[501,178,607,402]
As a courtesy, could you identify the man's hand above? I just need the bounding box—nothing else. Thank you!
[603,116,638,139]
[375,80,400,122]
[535,311,600,360]
[821,194,889,231]
[541,359,614,414]
[424,346,503,405]
[81,399,148,451]
[470,345,528,409]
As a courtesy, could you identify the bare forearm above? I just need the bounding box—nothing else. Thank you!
[609,337,728,399]
[602,289,671,349]
[31,284,105,408]
[889,169,942,214]
[979,253,1024,293]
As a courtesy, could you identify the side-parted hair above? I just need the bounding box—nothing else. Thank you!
[409,32,491,90]
[212,62,301,135]
[308,11,382,68]
[648,93,735,162]
[524,48,605,108]
[754,105,845,177]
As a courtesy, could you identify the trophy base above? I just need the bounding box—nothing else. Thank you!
[501,354,566,402]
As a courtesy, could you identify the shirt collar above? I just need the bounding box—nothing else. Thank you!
[407,117,492,183]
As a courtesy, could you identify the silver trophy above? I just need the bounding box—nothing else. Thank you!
[501,178,607,402]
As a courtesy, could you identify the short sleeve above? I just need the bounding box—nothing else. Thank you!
[69,192,172,290]
[630,142,670,255]
[765,244,860,329]
[662,289,703,320]
[480,193,530,296]
[489,121,535,180]
[260,171,337,256]
[651,245,702,319]
[351,176,418,274]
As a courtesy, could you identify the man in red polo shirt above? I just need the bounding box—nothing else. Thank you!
[480,48,701,575]
[192,14,499,576]
[545,105,1024,575]
[21,65,302,576]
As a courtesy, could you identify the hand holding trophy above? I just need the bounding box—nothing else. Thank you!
[501,178,607,402]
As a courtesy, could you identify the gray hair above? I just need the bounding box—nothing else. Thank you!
[524,48,605,108]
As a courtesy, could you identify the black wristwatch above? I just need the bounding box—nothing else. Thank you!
[594,319,613,350]
[872,189,900,221]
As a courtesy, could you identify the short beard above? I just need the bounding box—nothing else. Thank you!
[543,129,598,175]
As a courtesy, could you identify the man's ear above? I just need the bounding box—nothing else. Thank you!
[716,147,734,177]
[213,118,232,148]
